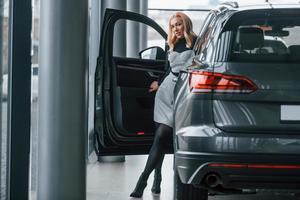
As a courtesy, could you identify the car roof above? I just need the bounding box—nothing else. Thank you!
[213,1,300,13]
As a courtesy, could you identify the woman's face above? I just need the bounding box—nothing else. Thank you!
[170,17,184,39]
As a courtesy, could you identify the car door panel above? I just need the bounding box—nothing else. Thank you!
[94,9,168,155]
[113,57,166,135]
[115,57,166,88]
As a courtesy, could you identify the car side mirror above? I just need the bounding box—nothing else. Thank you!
[139,46,166,60]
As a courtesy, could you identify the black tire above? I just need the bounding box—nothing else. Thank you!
[174,170,208,200]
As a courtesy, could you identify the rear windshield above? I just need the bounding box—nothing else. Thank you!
[224,9,300,63]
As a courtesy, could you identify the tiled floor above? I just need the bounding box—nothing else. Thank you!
[86,154,300,200]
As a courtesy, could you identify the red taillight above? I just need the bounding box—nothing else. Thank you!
[189,71,257,93]
[137,131,145,135]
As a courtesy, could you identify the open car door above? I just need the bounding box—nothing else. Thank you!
[94,9,168,155]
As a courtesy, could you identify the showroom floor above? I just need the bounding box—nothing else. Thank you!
[87,154,173,200]
[86,154,299,200]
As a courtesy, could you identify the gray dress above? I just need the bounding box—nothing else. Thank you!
[154,49,195,127]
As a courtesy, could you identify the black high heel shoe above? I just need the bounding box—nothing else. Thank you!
[130,173,148,198]
[151,171,162,194]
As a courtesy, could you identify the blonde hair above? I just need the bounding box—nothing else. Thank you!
[167,12,197,50]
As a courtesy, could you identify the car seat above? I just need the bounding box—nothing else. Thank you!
[288,45,300,62]
[236,27,264,54]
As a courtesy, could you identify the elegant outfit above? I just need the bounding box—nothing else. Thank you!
[154,40,195,127]
[130,37,196,198]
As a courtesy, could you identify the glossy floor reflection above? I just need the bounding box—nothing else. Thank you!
[86,154,300,200]
[87,154,174,200]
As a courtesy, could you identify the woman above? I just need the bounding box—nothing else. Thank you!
[130,12,197,198]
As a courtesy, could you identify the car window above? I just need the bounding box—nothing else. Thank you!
[215,30,233,62]
[194,12,217,62]
[224,9,300,63]
[113,19,166,58]
[194,12,215,56]
[194,11,226,63]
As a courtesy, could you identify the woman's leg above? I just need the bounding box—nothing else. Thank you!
[151,154,164,194]
[130,124,172,197]
[151,123,164,194]
[143,124,172,175]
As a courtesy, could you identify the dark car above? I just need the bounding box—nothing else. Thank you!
[94,2,300,200]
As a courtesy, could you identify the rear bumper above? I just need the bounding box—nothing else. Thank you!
[176,125,300,154]
[175,125,300,189]
[175,151,300,189]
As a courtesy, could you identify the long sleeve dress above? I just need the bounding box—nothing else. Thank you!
[154,38,195,128]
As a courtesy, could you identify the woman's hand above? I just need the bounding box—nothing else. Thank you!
[149,81,158,92]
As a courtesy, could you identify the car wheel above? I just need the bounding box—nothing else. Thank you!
[174,170,208,200]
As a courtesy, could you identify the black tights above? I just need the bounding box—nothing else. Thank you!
[142,123,173,179]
